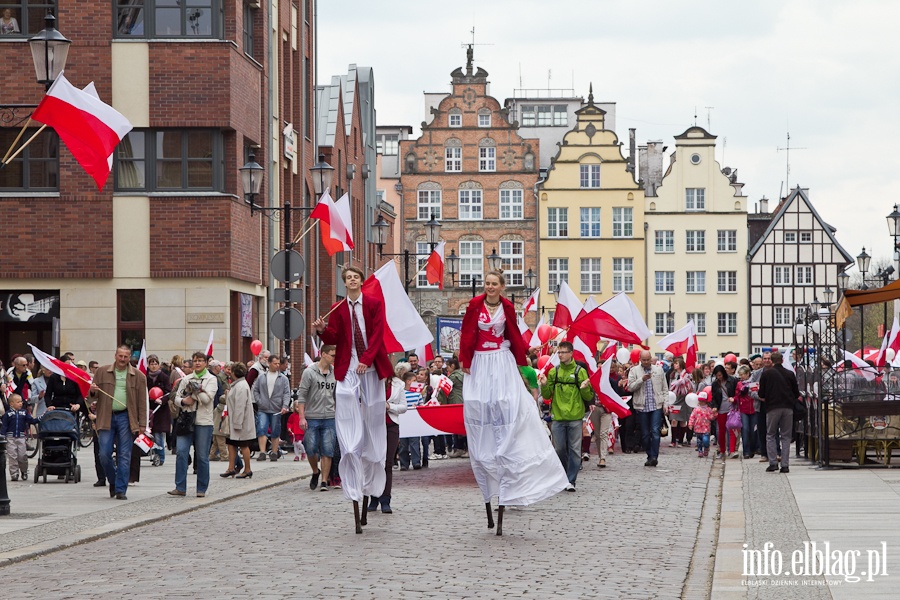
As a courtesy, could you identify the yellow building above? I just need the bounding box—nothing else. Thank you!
[538,89,645,328]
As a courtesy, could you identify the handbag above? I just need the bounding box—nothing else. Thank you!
[174,409,195,436]
[726,408,742,430]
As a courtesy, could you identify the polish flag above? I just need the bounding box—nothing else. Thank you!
[874,314,900,367]
[205,330,215,358]
[522,287,540,313]
[571,335,598,373]
[28,343,93,398]
[529,313,546,348]
[657,320,698,371]
[136,340,148,375]
[569,293,651,347]
[398,405,466,437]
[842,350,877,382]
[552,281,583,329]
[362,262,433,352]
[599,341,617,362]
[310,336,321,358]
[414,343,436,363]
[30,73,133,190]
[516,314,532,348]
[575,295,599,321]
[589,358,631,418]
[424,240,446,289]
[310,189,354,256]
[537,351,560,377]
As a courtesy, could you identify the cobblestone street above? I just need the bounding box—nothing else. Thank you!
[0,446,714,599]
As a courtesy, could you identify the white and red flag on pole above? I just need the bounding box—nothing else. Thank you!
[516,314,531,348]
[599,340,617,362]
[414,343,436,363]
[874,313,900,367]
[842,350,878,382]
[552,280,583,329]
[28,343,93,398]
[204,329,215,358]
[569,292,651,347]
[657,320,698,371]
[521,287,540,313]
[362,262,433,353]
[30,73,133,190]
[425,240,446,289]
[529,313,546,348]
[310,335,321,358]
[571,335,598,373]
[136,340,148,375]
[310,189,354,256]
[537,352,560,377]
[588,358,632,418]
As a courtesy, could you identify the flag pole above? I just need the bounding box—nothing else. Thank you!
[318,298,347,321]
[291,215,313,243]
[1,118,33,164]
[292,220,318,246]
[2,124,48,166]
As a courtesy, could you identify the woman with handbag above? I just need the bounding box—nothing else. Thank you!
[169,352,218,498]
[221,362,255,479]
[711,365,739,459]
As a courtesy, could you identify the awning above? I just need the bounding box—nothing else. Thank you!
[836,279,900,328]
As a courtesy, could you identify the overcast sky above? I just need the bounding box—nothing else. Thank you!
[318,0,900,275]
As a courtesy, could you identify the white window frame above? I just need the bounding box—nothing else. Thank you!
[547,258,569,293]
[444,146,461,172]
[537,105,552,126]
[718,312,738,335]
[655,313,674,335]
[686,271,706,294]
[478,146,495,172]
[796,266,813,284]
[449,112,462,128]
[458,189,483,220]
[686,230,706,253]
[774,307,793,327]
[784,232,797,242]
[478,112,491,128]
[774,266,792,286]
[520,106,536,127]
[500,188,523,220]
[613,258,633,293]
[655,271,675,294]
[499,240,524,286]
[686,312,706,335]
[717,230,737,252]
[552,105,567,126]
[717,271,737,293]
[547,207,568,238]
[685,188,706,211]
[800,232,812,243]
[580,207,601,238]
[612,207,633,238]
[580,258,602,293]
[417,189,442,220]
[459,240,483,286]
[655,230,674,253]
[579,164,600,188]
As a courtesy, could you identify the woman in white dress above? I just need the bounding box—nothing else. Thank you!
[459,271,569,535]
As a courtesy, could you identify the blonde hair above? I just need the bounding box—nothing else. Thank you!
[485,270,506,286]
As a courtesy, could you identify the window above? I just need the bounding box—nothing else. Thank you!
[115,0,221,38]
[547,258,569,293]
[500,188,523,219]
[500,241,524,286]
[800,232,812,243]
[774,307,793,327]
[379,134,399,156]
[376,190,385,204]
[580,164,600,188]
[552,105,567,126]
[774,266,792,285]
[537,105,552,126]
[116,129,222,192]
[520,106,536,127]
[697,352,707,363]
[613,258,633,293]
[655,230,674,253]
[458,188,482,220]
[685,230,705,252]
[717,271,737,293]
[796,266,813,284]
[449,112,462,128]
[547,208,568,238]
[784,232,796,242]
[0,2,55,35]
[478,146,495,172]
[580,258,601,293]
[117,289,145,353]
[478,110,491,128]
[685,188,706,211]
[417,188,441,220]
[580,207,601,238]
[717,230,737,252]
[612,207,633,238]
[242,2,254,55]
[686,271,706,293]
[416,242,438,288]
[0,127,58,191]
[686,312,706,335]
[459,240,483,286]
[718,312,738,335]
[655,271,675,294]
[444,147,461,172]
[655,313,674,335]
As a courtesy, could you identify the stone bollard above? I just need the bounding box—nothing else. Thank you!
[0,438,9,515]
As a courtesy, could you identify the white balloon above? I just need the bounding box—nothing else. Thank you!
[811,320,823,335]
[667,391,677,405]
[888,349,897,362]
[685,392,699,408]
[616,347,630,364]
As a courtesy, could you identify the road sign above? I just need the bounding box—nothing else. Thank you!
[270,307,304,340]
[273,288,304,303]
[271,250,305,284]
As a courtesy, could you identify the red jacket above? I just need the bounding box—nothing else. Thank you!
[320,294,393,381]
[459,294,527,369]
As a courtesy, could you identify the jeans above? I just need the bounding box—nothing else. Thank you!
[766,408,793,468]
[695,432,710,453]
[175,425,213,493]
[153,432,166,464]
[636,409,662,460]
[551,420,582,484]
[99,411,134,494]
[399,437,421,468]
[740,413,759,457]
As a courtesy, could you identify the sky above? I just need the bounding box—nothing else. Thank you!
[318,0,900,276]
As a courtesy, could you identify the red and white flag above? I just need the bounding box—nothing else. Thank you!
[537,352,560,377]
[522,287,540,313]
[552,280,583,329]
[136,340,148,375]
[599,341,617,362]
[398,405,465,438]
[310,335,321,358]
[425,240,446,289]
[571,335,598,373]
[657,320,698,371]
[569,293,651,347]
[414,343,436,363]
[529,313,546,348]
[874,314,900,367]
[30,73,133,190]
[28,343,93,398]
[310,189,353,256]
[516,314,531,348]
[362,262,433,352]
[436,374,453,396]
[589,358,631,418]
[205,330,215,358]
[842,350,877,382]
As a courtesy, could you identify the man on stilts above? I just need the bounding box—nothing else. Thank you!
[313,266,393,533]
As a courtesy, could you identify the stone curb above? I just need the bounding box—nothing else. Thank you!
[711,458,747,599]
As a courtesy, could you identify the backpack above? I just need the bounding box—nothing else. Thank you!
[552,365,593,411]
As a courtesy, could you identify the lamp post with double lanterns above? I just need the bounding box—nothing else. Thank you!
[857,247,871,351]
[444,247,503,300]
[371,213,441,293]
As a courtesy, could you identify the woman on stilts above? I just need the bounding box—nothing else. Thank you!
[459,270,569,536]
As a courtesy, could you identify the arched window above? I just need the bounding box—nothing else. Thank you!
[478,138,495,173]
[417,182,441,220]
[448,108,462,128]
[499,181,524,220]
[444,138,462,173]
[477,108,491,128]
[458,181,483,221]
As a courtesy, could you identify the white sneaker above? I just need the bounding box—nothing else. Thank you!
[428,453,441,460]
[565,483,576,492]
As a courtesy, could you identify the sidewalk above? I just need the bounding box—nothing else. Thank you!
[713,455,900,599]
[0,444,311,565]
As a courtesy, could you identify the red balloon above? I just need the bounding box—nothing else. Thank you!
[630,348,642,364]
[149,387,164,401]
[724,353,737,363]
[537,324,554,344]
[250,339,263,356]
[703,386,713,398]
[537,355,551,371]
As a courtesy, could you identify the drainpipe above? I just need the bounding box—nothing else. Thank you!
[265,0,277,352]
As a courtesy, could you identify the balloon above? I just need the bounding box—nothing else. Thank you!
[685,393,699,408]
[250,339,263,356]
[888,349,897,362]
[537,355,551,372]
[616,347,630,364]
[149,387,164,401]
[703,386,713,399]
[630,348,642,364]
[724,353,737,363]
[667,391,677,405]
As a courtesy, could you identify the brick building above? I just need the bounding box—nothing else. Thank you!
[0,0,316,369]
[399,50,540,323]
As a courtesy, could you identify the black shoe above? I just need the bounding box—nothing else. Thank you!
[780,467,790,473]
[309,471,320,490]
[109,484,116,498]
[257,453,268,462]
[650,459,658,467]
[93,481,107,487]
[413,465,422,470]
[368,497,380,511]
[644,460,652,467]
[766,464,779,472]
[115,493,127,500]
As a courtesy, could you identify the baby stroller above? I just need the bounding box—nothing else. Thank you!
[34,409,81,483]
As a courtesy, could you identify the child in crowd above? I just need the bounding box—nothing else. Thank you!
[688,391,717,458]
[1,394,39,481]
[286,410,306,462]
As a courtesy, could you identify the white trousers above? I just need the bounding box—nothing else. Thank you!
[335,368,386,502]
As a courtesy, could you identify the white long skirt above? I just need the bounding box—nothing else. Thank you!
[335,368,386,502]
[465,349,569,505]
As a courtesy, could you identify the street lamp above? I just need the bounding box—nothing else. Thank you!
[29,14,71,90]
[857,247,871,288]
[524,269,537,295]
[424,214,441,251]
[858,247,871,350]
[372,214,443,293]
[838,270,850,294]
[310,154,335,196]
[887,204,900,250]
[239,152,264,212]
[487,248,502,272]
[822,287,834,306]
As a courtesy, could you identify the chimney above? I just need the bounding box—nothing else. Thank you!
[760,196,769,214]
[627,128,636,174]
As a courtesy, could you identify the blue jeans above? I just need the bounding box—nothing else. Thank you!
[99,411,134,494]
[741,413,759,457]
[551,420,582,484]
[255,411,282,438]
[152,432,166,464]
[399,437,421,468]
[303,418,336,458]
[695,432,710,452]
[636,409,662,460]
[175,425,213,494]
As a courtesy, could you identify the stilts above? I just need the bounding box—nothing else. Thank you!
[496,505,504,536]
[353,501,362,534]
[485,501,494,529]
[361,495,369,526]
